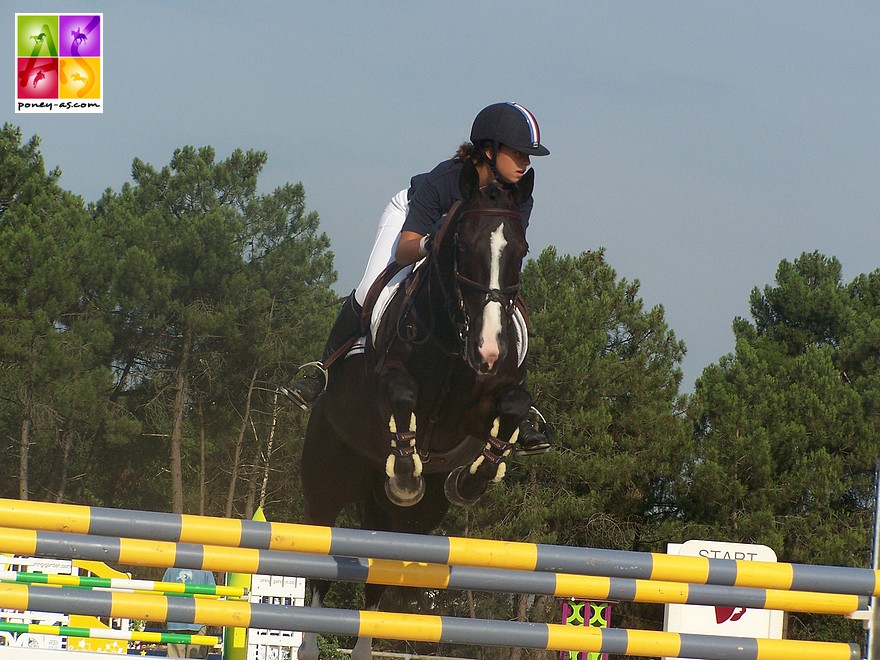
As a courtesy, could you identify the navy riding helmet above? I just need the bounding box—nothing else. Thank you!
[470,102,550,157]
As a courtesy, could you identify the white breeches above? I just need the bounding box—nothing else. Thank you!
[354,188,411,306]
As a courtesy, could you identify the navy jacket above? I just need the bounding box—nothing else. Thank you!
[402,158,533,236]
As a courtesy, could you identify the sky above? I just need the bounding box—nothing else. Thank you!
[5,1,879,392]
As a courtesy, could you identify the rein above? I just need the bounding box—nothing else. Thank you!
[392,199,464,346]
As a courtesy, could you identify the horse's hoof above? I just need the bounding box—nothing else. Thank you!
[444,466,481,508]
[385,475,425,507]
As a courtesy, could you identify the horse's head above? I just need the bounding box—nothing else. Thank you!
[435,161,532,374]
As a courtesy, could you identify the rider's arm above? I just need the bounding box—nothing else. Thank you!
[396,160,458,265]
[395,231,428,266]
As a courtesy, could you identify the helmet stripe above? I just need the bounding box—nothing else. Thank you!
[508,102,541,147]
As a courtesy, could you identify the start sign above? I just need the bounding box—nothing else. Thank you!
[662,540,784,660]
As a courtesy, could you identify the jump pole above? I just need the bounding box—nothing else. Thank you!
[0,525,864,616]
[0,569,246,598]
[0,620,219,647]
[0,582,859,660]
[0,498,877,597]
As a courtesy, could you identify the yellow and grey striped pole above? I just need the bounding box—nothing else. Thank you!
[0,582,859,660]
[0,525,865,616]
[0,498,877,597]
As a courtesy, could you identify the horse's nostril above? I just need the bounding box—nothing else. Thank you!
[479,359,497,374]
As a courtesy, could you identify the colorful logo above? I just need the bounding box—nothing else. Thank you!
[15,13,103,113]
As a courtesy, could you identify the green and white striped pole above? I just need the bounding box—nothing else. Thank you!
[0,620,219,647]
[0,569,246,598]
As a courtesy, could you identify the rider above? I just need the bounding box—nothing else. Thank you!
[285,102,552,455]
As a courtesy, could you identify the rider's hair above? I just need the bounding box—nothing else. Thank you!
[454,142,492,167]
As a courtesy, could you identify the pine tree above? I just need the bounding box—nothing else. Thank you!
[683,252,879,643]
[0,123,113,501]
[86,146,336,513]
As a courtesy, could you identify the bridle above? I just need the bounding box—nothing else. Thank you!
[440,205,524,357]
[453,208,522,307]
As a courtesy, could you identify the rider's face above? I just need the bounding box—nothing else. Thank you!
[492,145,531,185]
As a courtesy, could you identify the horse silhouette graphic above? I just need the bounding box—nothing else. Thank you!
[71,28,87,47]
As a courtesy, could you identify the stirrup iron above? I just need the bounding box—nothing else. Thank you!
[279,361,329,411]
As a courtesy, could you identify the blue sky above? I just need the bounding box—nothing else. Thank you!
[5,2,879,391]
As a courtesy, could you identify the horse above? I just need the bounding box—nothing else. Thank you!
[296,160,534,660]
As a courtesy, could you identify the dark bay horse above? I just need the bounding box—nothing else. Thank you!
[297,161,534,660]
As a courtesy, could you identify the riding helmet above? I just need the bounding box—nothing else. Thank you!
[470,102,550,156]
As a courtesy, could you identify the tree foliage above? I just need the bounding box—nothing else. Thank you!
[683,252,879,643]
[0,123,112,502]
[1,127,336,518]
[478,247,689,549]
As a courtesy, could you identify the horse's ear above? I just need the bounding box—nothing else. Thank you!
[459,160,480,201]
[512,168,535,206]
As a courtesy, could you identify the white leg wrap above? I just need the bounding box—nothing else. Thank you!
[387,413,421,478]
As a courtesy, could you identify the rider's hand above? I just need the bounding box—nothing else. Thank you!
[418,234,433,257]
[395,231,430,266]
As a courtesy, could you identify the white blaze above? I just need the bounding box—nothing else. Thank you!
[479,224,506,369]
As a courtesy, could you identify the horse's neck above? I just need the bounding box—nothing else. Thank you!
[419,260,460,346]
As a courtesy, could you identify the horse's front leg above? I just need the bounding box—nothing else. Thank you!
[378,368,425,507]
[297,579,331,660]
[445,385,531,507]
